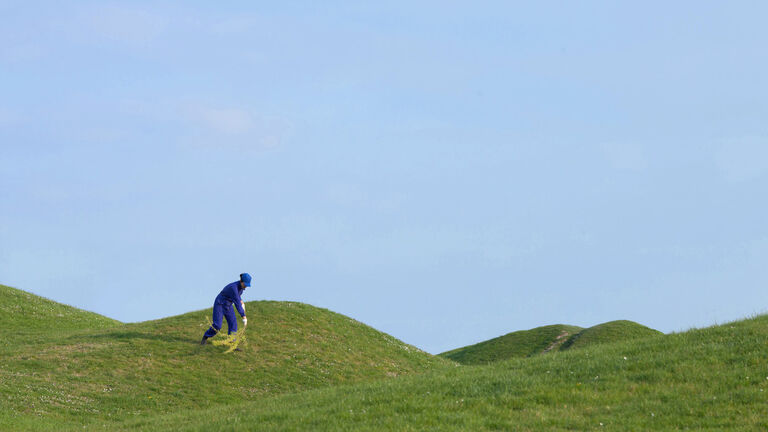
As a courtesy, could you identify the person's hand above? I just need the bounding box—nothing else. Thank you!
[243,317,248,327]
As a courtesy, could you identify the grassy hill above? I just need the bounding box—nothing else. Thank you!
[560,319,662,350]
[0,284,120,337]
[4,283,767,431]
[441,320,661,365]
[440,324,584,365]
[0,284,448,431]
[126,314,768,431]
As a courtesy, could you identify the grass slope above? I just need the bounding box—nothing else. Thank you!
[5,283,766,431]
[0,286,448,431]
[560,319,662,350]
[0,284,120,337]
[440,324,584,365]
[442,320,661,365]
[130,314,768,431]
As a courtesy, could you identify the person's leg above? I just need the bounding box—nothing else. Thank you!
[223,304,238,335]
[202,303,224,341]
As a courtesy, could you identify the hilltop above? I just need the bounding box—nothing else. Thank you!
[131,314,768,431]
[440,320,661,364]
[0,284,448,430]
[560,319,662,350]
[4,282,765,431]
[0,284,120,337]
[440,324,584,364]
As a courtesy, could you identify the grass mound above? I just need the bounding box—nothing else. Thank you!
[0,286,448,430]
[0,284,119,337]
[132,314,768,431]
[442,320,662,365]
[440,324,583,365]
[5,283,764,431]
[560,319,663,350]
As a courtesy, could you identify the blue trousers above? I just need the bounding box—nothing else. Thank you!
[203,301,237,338]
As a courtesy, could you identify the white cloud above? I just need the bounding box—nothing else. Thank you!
[600,142,648,172]
[184,104,294,150]
[716,136,768,182]
[195,107,255,135]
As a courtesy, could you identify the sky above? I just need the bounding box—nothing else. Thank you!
[2,1,767,354]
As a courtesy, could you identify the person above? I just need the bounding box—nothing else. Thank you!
[200,273,250,345]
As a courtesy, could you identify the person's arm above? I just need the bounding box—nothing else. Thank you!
[234,288,246,318]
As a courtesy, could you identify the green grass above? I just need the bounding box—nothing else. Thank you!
[127,315,768,431]
[0,284,120,337]
[560,319,662,350]
[441,320,662,365]
[3,283,767,431]
[0,284,448,430]
[439,324,584,364]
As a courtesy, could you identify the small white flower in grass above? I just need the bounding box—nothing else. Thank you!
[623,356,627,360]
[651,413,655,417]
[599,422,604,426]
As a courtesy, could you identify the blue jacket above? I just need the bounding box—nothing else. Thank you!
[215,281,246,317]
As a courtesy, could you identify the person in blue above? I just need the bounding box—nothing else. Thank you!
[200,273,250,345]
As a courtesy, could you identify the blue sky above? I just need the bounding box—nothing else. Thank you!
[2,1,767,353]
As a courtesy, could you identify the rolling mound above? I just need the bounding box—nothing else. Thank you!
[440,324,584,365]
[0,284,120,337]
[441,320,661,364]
[0,286,448,430]
[132,314,768,431]
[560,319,662,350]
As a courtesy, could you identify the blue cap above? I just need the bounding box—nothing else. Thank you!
[240,273,252,287]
